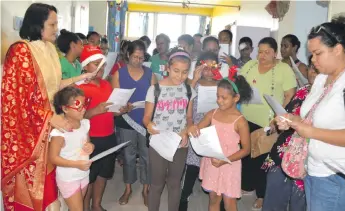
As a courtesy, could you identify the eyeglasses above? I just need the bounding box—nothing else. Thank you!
[312,25,339,44]
[65,98,91,112]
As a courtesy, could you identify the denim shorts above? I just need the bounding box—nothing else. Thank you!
[304,174,345,211]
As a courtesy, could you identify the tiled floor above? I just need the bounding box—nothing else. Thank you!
[101,163,257,211]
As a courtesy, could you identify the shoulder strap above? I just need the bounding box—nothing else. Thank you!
[151,83,161,121]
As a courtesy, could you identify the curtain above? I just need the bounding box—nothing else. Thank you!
[143,13,149,36]
[107,0,128,52]
[199,16,207,35]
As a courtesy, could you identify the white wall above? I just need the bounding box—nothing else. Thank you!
[238,0,277,30]
[1,1,89,63]
[277,1,328,63]
[328,0,345,20]
[89,1,108,35]
[73,1,90,35]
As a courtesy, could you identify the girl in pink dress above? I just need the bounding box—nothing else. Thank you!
[188,76,252,211]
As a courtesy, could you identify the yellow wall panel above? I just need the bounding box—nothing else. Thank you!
[128,3,213,16]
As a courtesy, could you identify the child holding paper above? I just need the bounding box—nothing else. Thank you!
[188,75,252,211]
[49,86,94,210]
[77,45,124,211]
[143,47,196,211]
[179,51,219,211]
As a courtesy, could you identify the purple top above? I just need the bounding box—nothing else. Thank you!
[119,65,152,126]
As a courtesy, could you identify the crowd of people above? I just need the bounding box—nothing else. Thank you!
[2,2,345,211]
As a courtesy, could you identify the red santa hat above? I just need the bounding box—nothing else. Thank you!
[80,45,105,68]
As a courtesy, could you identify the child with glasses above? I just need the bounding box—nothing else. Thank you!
[49,86,94,210]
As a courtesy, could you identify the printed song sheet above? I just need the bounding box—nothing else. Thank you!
[197,86,218,113]
[189,126,231,163]
[90,141,129,162]
[263,94,287,115]
[149,131,181,162]
[106,88,136,112]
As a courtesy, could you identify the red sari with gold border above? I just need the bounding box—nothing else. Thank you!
[1,41,58,211]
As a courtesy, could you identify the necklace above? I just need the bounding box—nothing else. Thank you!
[245,61,276,122]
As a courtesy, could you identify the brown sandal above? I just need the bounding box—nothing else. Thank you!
[119,191,132,205]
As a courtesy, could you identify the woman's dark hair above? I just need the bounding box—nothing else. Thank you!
[57,29,80,54]
[308,15,345,49]
[155,33,171,44]
[139,36,151,46]
[76,33,86,40]
[53,86,84,114]
[101,37,108,44]
[258,37,278,52]
[153,48,159,55]
[218,76,253,104]
[20,3,57,41]
[283,34,301,52]
[218,30,233,42]
[167,47,191,67]
[120,40,131,51]
[202,36,219,50]
[196,51,219,66]
[127,40,146,57]
[178,34,194,46]
[239,37,253,48]
[86,31,100,40]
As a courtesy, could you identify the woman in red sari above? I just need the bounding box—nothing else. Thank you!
[1,3,72,211]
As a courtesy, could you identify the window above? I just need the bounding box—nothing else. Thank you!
[185,15,201,35]
[126,12,154,39]
[125,12,209,55]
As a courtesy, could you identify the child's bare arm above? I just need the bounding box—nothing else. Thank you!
[197,110,214,129]
[49,136,77,168]
[49,136,92,171]
[188,110,213,137]
[227,117,251,162]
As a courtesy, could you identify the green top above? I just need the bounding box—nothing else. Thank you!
[240,60,297,127]
[59,57,82,79]
[149,53,167,74]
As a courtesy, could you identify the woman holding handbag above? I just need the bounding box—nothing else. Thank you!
[262,56,319,211]
[240,37,297,210]
[276,16,345,211]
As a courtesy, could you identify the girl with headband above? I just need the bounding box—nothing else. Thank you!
[188,73,252,211]
[143,47,197,211]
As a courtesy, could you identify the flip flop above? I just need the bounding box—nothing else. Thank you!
[119,191,132,205]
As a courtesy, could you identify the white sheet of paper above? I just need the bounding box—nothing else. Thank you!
[75,79,86,85]
[90,141,130,162]
[188,61,197,80]
[197,86,218,113]
[106,88,136,112]
[219,63,230,78]
[219,44,230,60]
[189,125,231,163]
[103,52,118,79]
[263,94,287,115]
[143,62,151,68]
[289,56,308,87]
[149,131,181,162]
[248,86,263,104]
[132,101,145,110]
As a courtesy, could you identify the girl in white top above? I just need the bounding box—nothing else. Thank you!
[276,16,345,211]
[49,86,94,211]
